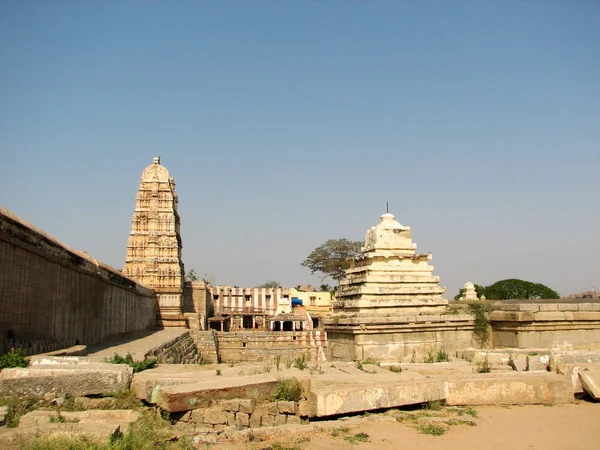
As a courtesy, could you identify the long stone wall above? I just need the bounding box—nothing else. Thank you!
[490,299,600,349]
[0,207,157,355]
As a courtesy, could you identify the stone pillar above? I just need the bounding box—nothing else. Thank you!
[252,316,256,329]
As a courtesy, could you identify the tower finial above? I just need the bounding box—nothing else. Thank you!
[386,201,389,213]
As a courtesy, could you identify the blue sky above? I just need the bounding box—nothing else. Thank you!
[1,1,598,297]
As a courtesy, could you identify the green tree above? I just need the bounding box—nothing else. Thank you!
[301,238,362,282]
[454,284,486,300]
[257,280,282,288]
[185,269,199,281]
[483,278,559,300]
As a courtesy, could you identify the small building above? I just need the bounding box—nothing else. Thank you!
[207,286,291,331]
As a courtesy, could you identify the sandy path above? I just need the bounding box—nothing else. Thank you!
[223,401,600,450]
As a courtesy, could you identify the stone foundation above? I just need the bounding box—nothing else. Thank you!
[325,314,474,361]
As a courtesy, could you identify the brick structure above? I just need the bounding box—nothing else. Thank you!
[122,157,186,327]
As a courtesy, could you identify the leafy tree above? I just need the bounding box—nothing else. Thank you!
[483,278,559,300]
[185,269,199,282]
[301,238,362,282]
[319,284,332,292]
[454,284,486,300]
[257,280,282,289]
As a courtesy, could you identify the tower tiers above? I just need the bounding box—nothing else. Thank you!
[122,157,186,327]
[336,212,448,315]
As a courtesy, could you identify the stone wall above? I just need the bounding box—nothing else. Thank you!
[0,207,157,355]
[325,314,475,361]
[490,299,600,349]
[216,331,327,363]
[145,331,219,364]
[175,398,302,435]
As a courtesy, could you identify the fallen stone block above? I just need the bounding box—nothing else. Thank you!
[219,399,240,412]
[556,364,585,393]
[0,406,7,426]
[445,373,574,405]
[235,412,250,427]
[238,398,255,414]
[304,378,445,418]
[0,363,132,398]
[131,365,210,402]
[278,401,297,414]
[579,369,600,400]
[153,373,279,412]
[202,408,230,425]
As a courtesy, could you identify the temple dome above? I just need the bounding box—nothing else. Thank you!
[141,156,170,183]
[363,211,414,252]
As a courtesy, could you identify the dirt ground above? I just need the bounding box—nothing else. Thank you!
[220,400,600,450]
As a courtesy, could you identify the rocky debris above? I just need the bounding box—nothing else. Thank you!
[0,361,133,399]
[445,372,574,405]
[579,369,600,400]
[0,409,141,445]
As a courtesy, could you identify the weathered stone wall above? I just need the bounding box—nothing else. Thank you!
[0,207,157,355]
[145,331,219,364]
[490,299,600,349]
[175,398,302,435]
[216,331,327,363]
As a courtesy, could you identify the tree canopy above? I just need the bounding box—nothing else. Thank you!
[185,269,199,282]
[484,278,559,300]
[301,238,362,282]
[256,280,281,289]
[455,278,560,300]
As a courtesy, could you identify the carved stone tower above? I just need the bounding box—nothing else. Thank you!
[123,157,186,327]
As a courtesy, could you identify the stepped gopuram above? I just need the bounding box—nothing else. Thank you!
[325,212,474,361]
[123,157,187,327]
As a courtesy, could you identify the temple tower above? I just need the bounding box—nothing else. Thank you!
[123,157,186,327]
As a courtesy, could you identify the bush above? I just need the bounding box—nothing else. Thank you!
[272,378,302,402]
[293,354,308,371]
[104,353,157,373]
[0,348,30,370]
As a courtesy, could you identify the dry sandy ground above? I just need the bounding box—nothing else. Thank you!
[220,401,600,450]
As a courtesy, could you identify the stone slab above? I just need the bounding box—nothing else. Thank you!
[445,373,574,405]
[153,373,280,412]
[0,363,133,398]
[304,378,445,418]
[579,369,600,400]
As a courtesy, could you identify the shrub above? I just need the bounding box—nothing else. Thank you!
[272,378,302,402]
[0,348,30,370]
[476,356,492,373]
[344,432,370,444]
[104,353,157,373]
[293,354,308,371]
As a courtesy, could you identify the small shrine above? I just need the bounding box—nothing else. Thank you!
[336,213,447,315]
[325,212,474,361]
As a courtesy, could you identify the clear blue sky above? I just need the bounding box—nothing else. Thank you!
[1,1,598,297]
